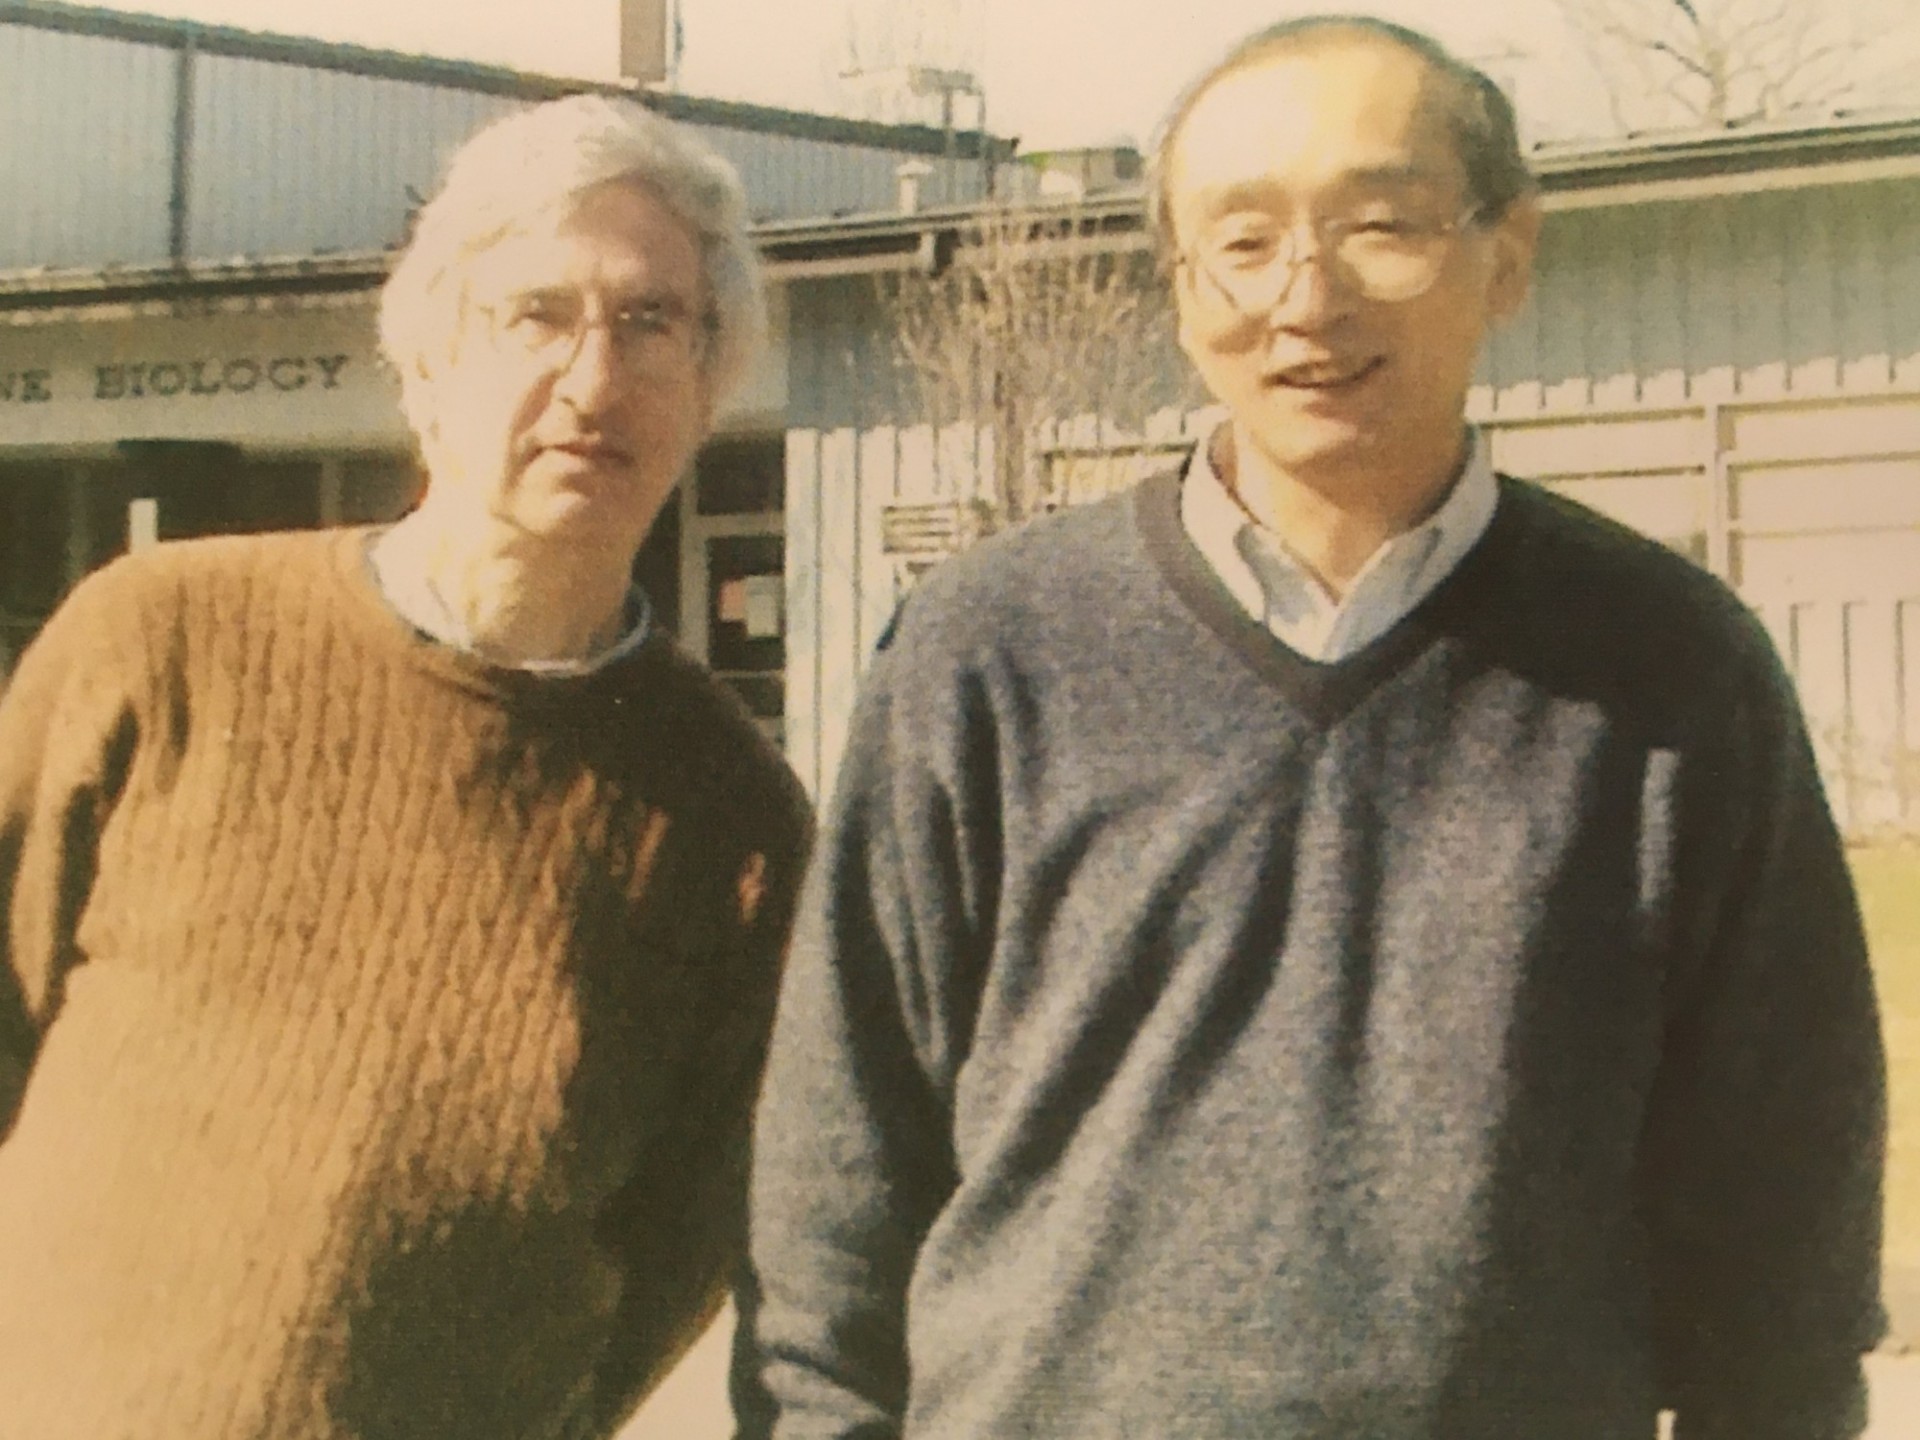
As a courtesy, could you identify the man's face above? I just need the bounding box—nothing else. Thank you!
[1167,40,1537,487]
[411,179,714,556]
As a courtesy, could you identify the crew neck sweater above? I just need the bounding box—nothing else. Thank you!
[738,470,1885,1440]
[0,526,811,1440]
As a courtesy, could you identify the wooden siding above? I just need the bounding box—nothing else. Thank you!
[1495,391,1920,836]
[784,182,1920,436]
[1477,181,1920,417]
[783,179,1920,831]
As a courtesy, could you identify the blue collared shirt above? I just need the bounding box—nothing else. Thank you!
[1180,428,1498,662]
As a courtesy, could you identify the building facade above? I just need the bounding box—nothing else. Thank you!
[4,3,1918,835]
[0,0,1008,737]
[768,114,1920,837]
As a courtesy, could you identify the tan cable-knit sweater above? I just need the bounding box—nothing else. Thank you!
[0,527,811,1440]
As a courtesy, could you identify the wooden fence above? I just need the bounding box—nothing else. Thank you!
[785,402,1920,839]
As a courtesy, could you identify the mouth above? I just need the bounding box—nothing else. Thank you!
[1263,355,1385,392]
[542,438,634,467]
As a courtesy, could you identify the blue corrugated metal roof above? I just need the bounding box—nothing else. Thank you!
[0,22,174,269]
[0,0,1013,272]
[0,0,1012,156]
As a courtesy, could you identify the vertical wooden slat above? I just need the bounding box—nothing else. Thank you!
[1792,600,1854,833]
[815,427,862,797]
[1031,416,1056,509]
[1836,186,1893,392]
[936,421,979,504]
[1639,205,1689,407]
[1706,407,1733,582]
[1787,190,1840,397]
[1539,216,1593,411]
[1686,197,1738,402]
[1890,182,1920,389]
[977,422,1000,512]
[1734,192,1789,400]
[782,429,823,798]
[1847,598,1903,832]
[1590,209,1639,410]
[1901,599,1920,830]
[856,424,899,666]
[896,424,939,504]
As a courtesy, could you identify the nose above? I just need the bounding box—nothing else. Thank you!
[550,319,623,411]
[1256,230,1352,329]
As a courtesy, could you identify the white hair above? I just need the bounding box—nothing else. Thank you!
[379,93,764,421]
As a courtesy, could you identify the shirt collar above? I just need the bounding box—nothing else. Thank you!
[1179,426,1498,660]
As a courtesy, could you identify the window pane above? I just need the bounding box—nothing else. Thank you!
[0,464,70,618]
[696,436,784,516]
[705,533,784,685]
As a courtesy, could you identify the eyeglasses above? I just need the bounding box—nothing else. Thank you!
[1177,205,1489,312]
[472,287,710,381]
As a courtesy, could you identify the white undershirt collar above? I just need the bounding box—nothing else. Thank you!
[366,532,653,677]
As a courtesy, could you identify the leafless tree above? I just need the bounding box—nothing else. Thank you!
[1550,0,1913,131]
[877,204,1191,527]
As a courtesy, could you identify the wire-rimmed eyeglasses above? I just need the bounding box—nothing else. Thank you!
[472,287,710,381]
[1176,205,1491,312]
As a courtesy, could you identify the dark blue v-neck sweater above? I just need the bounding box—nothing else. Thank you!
[737,471,1885,1440]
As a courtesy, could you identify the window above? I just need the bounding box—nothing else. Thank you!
[696,436,784,516]
[0,464,70,620]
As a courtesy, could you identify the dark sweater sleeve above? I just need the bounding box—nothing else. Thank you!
[589,773,814,1433]
[0,567,143,1141]
[732,636,985,1439]
[1646,629,1886,1440]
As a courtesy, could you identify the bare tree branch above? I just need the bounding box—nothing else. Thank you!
[879,205,1189,526]
[1551,0,1916,130]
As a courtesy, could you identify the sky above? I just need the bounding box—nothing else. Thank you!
[75,0,1626,149]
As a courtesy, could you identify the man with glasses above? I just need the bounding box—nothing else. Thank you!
[737,18,1884,1439]
[0,96,810,1440]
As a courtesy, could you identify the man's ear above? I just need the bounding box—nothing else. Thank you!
[1486,194,1542,324]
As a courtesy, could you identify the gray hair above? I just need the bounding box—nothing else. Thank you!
[1146,15,1535,266]
[379,92,764,417]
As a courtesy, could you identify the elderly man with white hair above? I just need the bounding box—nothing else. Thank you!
[0,95,809,1440]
